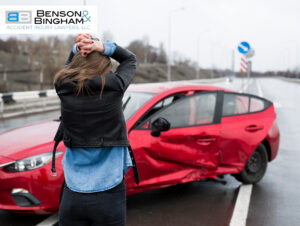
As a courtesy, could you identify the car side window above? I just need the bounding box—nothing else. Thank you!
[148,92,217,129]
[222,93,271,116]
[222,93,249,116]
[135,93,185,128]
[250,97,265,112]
[193,93,217,125]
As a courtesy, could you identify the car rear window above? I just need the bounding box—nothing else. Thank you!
[222,93,271,117]
[250,97,265,112]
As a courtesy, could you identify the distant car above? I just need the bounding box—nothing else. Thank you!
[0,82,280,214]
[226,76,233,83]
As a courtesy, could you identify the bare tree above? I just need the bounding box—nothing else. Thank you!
[157,42,167,64]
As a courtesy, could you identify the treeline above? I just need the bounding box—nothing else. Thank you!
[1,35,298,92]
[0,35,196,92]
[0,36,74,76]
[0,35,222,92]
[127,39,167,64]
[0,36,169,73]
[0,36,75,91]
[0,36,170,79]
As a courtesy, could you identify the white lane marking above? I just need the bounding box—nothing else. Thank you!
[36,213,58,226]
[239,78,253,92]
[245,79,253,91]
[256,79,263,97]
[256,79,283,108]
[274,102,282,108]
[229,184,253,226]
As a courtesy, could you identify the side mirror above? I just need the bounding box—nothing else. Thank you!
[151,117,170,137]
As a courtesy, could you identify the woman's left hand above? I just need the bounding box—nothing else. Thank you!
[76,35,105,57]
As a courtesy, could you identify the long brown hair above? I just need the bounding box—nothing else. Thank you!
[53,51,112,98]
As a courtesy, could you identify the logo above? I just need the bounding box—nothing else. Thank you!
[1,6,98,34]
[6,11,32,24]
[82,10,91,22]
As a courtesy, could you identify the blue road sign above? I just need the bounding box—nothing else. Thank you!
[238,42,250,54]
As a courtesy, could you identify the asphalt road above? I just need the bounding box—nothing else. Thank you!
[0,77,299,226]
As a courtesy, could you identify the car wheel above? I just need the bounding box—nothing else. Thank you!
[233,143,268,184]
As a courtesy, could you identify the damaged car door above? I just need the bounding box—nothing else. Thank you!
[128,91,223,187]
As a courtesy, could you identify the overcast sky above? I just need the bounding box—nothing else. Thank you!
[1,0,300,72]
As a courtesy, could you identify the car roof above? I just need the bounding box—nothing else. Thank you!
[127,81,231,94]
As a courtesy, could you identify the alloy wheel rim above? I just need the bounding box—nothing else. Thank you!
[247,152,262,174]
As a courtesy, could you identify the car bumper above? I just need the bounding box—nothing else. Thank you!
[0,161,64,214]
[267,120,280,161]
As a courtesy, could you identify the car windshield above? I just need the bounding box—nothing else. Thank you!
[122,92,155,121]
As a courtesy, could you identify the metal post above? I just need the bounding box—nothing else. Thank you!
[167,12,172,82]
[247,60,251,81]
[196,67,200,80]
[3,68,7,92]
[196,30,209,79]
[241,70,245,92]
[40,67,44,90]
[0,98,3,116]
[196,37,200,79]
[167,7,185,82]
[143,36,148,64]
[232,49,235,76]
[296,43,299,78]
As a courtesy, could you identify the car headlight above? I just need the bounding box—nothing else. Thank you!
[4,152,63,172]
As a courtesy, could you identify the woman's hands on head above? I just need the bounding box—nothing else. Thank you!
[76,33,105,57]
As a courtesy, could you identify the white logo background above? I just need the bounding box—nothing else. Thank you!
[0,5,98,34]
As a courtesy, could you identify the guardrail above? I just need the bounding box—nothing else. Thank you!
[0,97,3,115]
[0,90,60,119]
[278,76,300,83]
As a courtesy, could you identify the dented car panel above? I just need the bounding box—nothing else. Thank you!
[0,82,279,213]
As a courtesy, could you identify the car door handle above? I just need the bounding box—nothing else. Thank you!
[197,138,216,146]
[245,125,264,132]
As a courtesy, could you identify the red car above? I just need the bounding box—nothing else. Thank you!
[0,82,280,214]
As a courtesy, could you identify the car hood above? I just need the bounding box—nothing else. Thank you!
[0,120,59,160]
[0,155,15,166]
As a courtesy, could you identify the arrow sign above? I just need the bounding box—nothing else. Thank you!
[238,42,250,54]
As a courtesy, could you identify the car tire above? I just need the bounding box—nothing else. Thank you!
[233,143,268,184]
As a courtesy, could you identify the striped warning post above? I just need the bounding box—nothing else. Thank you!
[240,57,248,73]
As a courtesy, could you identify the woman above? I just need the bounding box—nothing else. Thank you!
[52,33,138,226]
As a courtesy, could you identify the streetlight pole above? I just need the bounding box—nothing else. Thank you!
[196,38,200,79]
[231,49,235,76]
[196,29,209,79]
[167,7,184,82]
[40,66,44,90]
[0,64,5,91]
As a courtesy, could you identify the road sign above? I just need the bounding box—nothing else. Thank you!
[245,48,255,58]
[238,42,250,54]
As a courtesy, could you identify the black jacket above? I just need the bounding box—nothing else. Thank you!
[51,44,140,185]
[55,44,136,147]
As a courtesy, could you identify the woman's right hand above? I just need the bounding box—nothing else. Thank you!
[76,34,104,57]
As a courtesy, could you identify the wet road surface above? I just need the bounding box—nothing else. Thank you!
[0,110,60,134]
[0,77,299,226]
[246,78,300,226]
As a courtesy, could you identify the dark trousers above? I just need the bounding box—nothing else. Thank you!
[59,179,126,226]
